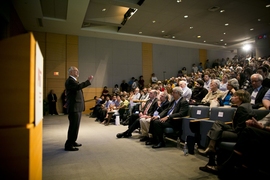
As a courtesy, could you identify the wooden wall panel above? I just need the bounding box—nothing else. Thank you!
[46,43,66,61]
[142,43,153,85]
[199,49,207,67]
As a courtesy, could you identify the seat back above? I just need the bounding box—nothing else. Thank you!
[253,109,270,121]
[209,107,236,122]
[190,106,210,119]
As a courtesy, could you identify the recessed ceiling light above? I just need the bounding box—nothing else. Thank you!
[224,43,227,46]
[266,4,270,8]
[177,0,182,3]
[223,32,226,35]
[102,8,106,11]
[258,19,261,21]
[190,27,193,29]
[139,32,142,34]
[197,35,201,38]
[161,30,165,33]
[184,15,188,18]
[203,40,206,43]
[220,10,225,13]
[225,23,229,26]
[250,28,254,31]
[220,39,223,41]
[172,36,176,39]
[152,20,156,23]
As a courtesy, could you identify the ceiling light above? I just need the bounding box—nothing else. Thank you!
[172,36,176,39]
[258,19,261,21]
[224,43,227,46]
[184,15,188,18]
[102,8,106,11]
[220,39,223,41]
[177,0,181,3]
[139,32,142,34]
[121,8,138,25]
[220,10,225,13]
[161,30,165,33]
[197,35,201,38]
[225,23,229,26]
[152,20,156,23]
[223,32,226,35]
[250,28,254,31]
[190,27,193,29]
[266,4,270,8]
[203,40,206,43]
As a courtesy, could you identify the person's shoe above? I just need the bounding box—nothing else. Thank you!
[116,131,131,138]
[73,142,82,147]
[199,165,218,175]
[65,146,79,151]
[152,142,166,148]
[145,141,153,145]
[198,147,216,155]
[140,136,149,142]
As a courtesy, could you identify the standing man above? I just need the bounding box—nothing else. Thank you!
[65,66,94,151]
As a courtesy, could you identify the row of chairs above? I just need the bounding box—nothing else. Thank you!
[164,105,270,149]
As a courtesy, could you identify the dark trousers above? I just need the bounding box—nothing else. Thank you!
[207,120,237,142]
[49,102,58,115]
[152,119,176,142]
[65,112,81,147]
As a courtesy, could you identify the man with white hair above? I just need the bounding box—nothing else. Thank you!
[201,79,224,105]
[179,80,192,102]
[247,73,269,109]
[151,87,189,148]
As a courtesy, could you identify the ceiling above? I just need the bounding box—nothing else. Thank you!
[12,0,270,51]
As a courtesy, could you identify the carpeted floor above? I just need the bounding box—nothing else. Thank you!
[43,114,219,180]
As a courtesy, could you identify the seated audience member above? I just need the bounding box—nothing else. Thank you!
[118,95,129,121]
[256,66,270,88]
[198,90,253,174]
[145,92,170,145]
[218,78,239,106]
[129,87,141,114]
[262,89,270,109]
[219,114,270,178]
[219,74,229,91]
[190,80,208,104]
[151,87,189,148]
[116,90,158,138]
[112,84,120,95]
[93,95,105,120]
[247,73,269,109]
[101,86,109,96]
[98,95,113,123]
[201,79,224,106]
[203,72,211,90]
[179,80,192,102]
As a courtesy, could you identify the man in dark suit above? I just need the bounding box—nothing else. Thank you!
[116,90,158,138]
[247,73,269,109]
[151,87,189,148]
[65,66,94,151]
[47,89,58,115]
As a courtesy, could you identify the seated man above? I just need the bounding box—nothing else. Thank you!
[118,95,129,122]
[151,87,189,148]
[200,79,224,106]
[189,79,208,104]
[116,90,158,138]
[139,91,170,142]
[247,73,269,109]
[179,80,192,102]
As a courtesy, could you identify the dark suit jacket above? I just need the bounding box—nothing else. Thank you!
[233,103,254,133]
[141,98,158,116]
[47,93,57,103]
[157,100,170,113]
[247,86,269,109]
[159,97,189,120]
[65,76,91,113]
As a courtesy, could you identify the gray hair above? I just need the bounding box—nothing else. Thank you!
[68,66,76,75]
[173,87,183,96]
[228,78,239,90]
[212,79,221,88]
[251,73,263,81]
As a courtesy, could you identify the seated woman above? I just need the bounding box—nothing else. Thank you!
[219,115,270,178]
[198,89,254,174]
[218,78,239,106]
